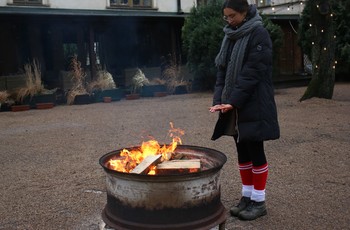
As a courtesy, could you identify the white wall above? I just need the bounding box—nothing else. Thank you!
[0,0,197,12]
[49,0,106,10]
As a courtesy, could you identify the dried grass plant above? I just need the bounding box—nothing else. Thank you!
[149,78,166,85]
[131,68,149,94]
[87,69,116,93]
[67,55,88,105]
[0,91,9,103]
[162,56,188,94]
[16,59,45,103]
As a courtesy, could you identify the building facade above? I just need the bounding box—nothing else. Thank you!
[0,0,307,91]
[0,0,196,88]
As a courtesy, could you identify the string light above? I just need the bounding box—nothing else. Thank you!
[261,0,337,74]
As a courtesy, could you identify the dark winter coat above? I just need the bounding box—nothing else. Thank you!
[212,19,280,142]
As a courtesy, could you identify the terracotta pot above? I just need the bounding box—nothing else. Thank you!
[11,104,30,112]
[103,97,112,103]
[125,94,140,100]
[36,103,54,109]
[153,92,167,97]
[141,85,167,97]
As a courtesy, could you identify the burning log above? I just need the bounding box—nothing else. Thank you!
[130,154,162,174]
[156,159,201,175]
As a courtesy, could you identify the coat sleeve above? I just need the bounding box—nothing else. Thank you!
[212,65,226,105]
[229,26,273,109]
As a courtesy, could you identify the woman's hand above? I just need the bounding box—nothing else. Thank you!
[209,104,233,113]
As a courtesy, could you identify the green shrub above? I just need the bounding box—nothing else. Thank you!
[182,1,283,90]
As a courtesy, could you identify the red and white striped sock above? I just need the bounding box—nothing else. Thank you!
[239,162,253,197]
[251,163,268,202]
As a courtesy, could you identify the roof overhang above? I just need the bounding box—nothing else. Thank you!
[0,6,187,18]
[264,14,301,20]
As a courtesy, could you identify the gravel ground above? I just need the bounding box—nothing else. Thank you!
[0,83,349,230]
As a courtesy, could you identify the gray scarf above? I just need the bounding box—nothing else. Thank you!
[215,8,262,102]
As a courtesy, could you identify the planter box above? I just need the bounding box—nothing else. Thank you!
[0,103,11,112]
[174,85,188,95]
[125,94,140,100]
[11,104,30,112]
[36,103,54,109]
[154,92,167,97]
[141,85,167,97]
[22,93,56,109]
[94,88,123,102]
[74,94,91,105]
[32,93,56,108]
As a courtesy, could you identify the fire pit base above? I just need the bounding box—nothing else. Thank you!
[100,145,228,230]
[102,204,227,230]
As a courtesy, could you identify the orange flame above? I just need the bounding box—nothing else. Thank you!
[106,122,184,174]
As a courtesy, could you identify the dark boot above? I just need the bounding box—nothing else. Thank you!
[238,201,267,221]
[230,196,251,217]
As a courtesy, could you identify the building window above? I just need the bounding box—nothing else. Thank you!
[110,0,152,8]
[197,0,208,7]
[13,0,43,5]
[256,0,272,7]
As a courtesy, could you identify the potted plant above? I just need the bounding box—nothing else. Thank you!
[14,59,56,110]
[66,55,90,105]
[0,90,14,112]
[126,68,149,100]
[141,78,167,97]
[163,55,191,95]
[88,69,123,102]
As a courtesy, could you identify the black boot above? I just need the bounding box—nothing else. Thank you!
[230,196,251,217]
[238,200,267,221]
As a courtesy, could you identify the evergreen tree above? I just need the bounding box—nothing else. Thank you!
[182,1,283,90]
[298,0,349,101]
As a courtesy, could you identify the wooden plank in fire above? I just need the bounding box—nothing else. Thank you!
[156,159,201,174]
[130,154,162,174]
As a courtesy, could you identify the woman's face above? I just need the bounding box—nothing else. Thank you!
[223,8,247,27]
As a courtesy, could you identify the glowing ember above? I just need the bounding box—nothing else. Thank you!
[106,122,185,174]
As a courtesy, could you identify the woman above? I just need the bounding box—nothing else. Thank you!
[209,0,280,221]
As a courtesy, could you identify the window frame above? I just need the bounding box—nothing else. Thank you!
[110,0,153,9]
[12,0,44,5]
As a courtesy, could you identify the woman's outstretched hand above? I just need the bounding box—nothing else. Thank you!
[209,104,233,113]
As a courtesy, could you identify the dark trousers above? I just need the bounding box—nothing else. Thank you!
[234,138,267,167]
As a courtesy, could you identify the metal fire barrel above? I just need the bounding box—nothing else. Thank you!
[99,145,227,230]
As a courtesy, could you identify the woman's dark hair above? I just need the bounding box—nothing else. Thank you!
[222,0,249,13]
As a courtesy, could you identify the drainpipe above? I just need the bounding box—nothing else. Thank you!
[177,0,183,14]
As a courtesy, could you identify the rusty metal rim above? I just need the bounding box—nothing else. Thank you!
[102,203,228,230]
[99,145,227,179]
